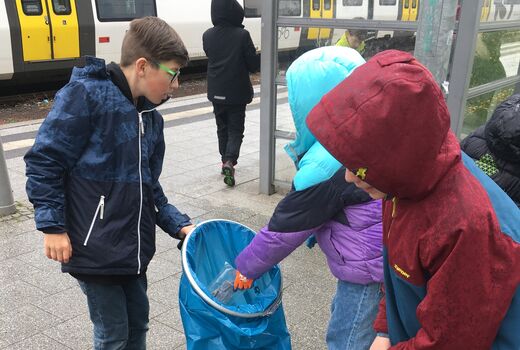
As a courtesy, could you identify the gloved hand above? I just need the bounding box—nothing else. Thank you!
[234,270,254,290]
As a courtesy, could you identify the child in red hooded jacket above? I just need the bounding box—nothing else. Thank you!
[307,49,520,350]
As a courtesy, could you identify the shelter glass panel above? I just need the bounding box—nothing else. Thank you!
[275,89,294,137]
[336,0,417,21]
[275,25,416,82]
[274,137,296,189]
[463,83,518,137]
[481,0,520,22]
[280,0,302,16]
[244,0,262,17]
[470,30,520,84]
[273,91,296,188]
[463,29,520,135]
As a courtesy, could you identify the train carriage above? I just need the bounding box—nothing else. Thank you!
[0,0,304,85]
[1,0,518,86]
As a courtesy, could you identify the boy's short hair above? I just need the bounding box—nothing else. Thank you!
[120,16,189,67]
[349,17,369,41]
[350,29,369,41]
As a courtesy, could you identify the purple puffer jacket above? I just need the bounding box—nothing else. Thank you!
[235,200,383,284]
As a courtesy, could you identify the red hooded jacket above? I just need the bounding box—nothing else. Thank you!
[307,50,520,349]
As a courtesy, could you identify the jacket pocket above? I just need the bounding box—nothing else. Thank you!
[83,195,105,246]
[317,226,346,264]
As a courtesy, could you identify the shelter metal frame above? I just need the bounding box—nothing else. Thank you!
[259,0,520,194]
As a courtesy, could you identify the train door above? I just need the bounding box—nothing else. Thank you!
[409,0,418,21]
[401,0,419,21]
[15,0,79,61]
[15,0,51,60]
[308,0,334,41]
[48,0,80,59]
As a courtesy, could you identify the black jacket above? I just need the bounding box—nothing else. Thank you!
[202,0,260,105]
[461,94,520,207]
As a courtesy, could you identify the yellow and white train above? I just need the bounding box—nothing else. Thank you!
[0,0,517,84]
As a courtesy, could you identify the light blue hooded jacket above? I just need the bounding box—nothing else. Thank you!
[284,46,366,190]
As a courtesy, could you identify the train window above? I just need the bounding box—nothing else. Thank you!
[279,0,302,16]
[312,0,320,11]
[95,0,157,22]
[52,0,71,15]
[504,0,520,4]
[379,0,397,5]
[21,0,43,15]
[343,0,363,6]
[412,0,417,7]
[324,0,332,10]
[404,0,409,9]
[244,0,262,17]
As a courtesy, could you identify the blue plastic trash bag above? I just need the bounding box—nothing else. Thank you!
[180,219,292,350]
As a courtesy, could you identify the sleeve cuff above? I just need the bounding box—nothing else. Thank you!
[41,226,67,234]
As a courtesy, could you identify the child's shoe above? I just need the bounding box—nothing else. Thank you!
[222,161,235,187]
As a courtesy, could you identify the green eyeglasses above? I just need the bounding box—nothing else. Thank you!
[152,60,180,84]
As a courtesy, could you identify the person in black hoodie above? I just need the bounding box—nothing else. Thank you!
[203,0,260,187]
[461,93,520,208]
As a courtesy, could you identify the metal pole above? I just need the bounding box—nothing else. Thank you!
[259,0,278,195]
[414,0,458,85]
[446,0,484,136]
[0,137,16,216]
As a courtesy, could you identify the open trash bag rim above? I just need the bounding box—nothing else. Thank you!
[181,219,283,318]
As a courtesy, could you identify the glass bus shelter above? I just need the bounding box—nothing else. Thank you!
[255,0,520,194]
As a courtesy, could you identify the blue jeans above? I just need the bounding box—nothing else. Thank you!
[326,281,383,350]
[78,275,149,350]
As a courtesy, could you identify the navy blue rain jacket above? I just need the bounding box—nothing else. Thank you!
[25,56,191,275]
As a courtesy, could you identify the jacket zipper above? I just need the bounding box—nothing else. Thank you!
[83,195,105,246]
[387,197,398,239]
[136,109,153,274]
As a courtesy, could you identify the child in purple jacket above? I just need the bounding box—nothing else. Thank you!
[233,46,384,350]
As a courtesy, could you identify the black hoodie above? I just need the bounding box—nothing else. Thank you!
[461,94,520,207]
[202,0,260,105]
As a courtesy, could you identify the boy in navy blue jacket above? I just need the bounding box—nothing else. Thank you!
[25,17,193,349]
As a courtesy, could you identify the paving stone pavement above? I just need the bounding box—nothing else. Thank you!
[0,91,337,349]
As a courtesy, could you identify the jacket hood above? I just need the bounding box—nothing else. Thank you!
[285,46,365,163]
[485,93,520,165]
[211,0,244,27]
[307,50,461,199]
[70,55,109,81]
[106,62,133,103]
